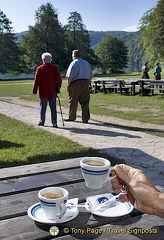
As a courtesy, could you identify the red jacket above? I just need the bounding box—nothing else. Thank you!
[33,63,62,98]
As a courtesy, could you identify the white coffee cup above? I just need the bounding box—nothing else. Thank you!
[80,157,115,189]
[38,187,69,220]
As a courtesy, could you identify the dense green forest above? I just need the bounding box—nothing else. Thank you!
[89,30,146,72]
[15,30,145,73]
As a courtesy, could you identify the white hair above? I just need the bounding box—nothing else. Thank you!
[41,52,52,63]
[72,50,81,58]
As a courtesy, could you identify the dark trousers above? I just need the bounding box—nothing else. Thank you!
[68,79,90,122]
[39,98,57,125]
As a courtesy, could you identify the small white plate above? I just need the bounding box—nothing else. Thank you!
[28,198,79,224]
[85,201,133,217]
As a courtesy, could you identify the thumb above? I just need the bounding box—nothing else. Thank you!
[114,164,131,185]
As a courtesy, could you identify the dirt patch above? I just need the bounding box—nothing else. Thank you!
[0,97,39,108]
[102,104,160,113]
[104,104,140,112]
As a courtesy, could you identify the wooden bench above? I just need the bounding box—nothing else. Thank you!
[102,79,118,94]
[91,79,104,93]
[138,80,164,96]
[119,81,133,95]
[145,81,164,96]
[103,80,133,95]
[92,79,118,94]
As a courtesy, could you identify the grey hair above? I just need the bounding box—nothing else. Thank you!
[72,50,81,58]
[41,52,52,63]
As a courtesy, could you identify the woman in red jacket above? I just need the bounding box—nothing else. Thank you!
[33,52,62,128]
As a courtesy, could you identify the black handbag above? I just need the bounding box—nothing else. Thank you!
[56,83,60,93]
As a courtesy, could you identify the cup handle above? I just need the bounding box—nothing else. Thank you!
[57,202,66,217]
[105,166,115,183]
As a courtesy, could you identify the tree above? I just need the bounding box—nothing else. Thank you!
[64,11,98,67]
[140,0,164,61]
[20,3,66,72]
[124,31,147,72]
[0,10,20,74]
[96,35,128,73]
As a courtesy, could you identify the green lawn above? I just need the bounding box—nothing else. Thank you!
[0,114,120,168]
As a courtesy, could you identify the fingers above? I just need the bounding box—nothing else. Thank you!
[114,164,131,185]
[111,178,122,194]
[119,194,128,203]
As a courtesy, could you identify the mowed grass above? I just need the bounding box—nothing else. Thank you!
[0,114,120,168]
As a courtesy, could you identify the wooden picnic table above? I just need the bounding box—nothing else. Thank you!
[92,78,164,96]
[124,79,140,95]
[93,79,133,95]
[92,79,118,93]
[138,79,164,96]
[0,158,163,240]
[125,79,164,96]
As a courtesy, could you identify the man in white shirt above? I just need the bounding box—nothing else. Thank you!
[65,50,93,123]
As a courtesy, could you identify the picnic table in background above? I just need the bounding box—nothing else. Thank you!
[124,79,141,96]
[138,79,164,96]
[91,78,164,96]
[91,79,133,95]
[91,78,119,94]
[0,158,163,239]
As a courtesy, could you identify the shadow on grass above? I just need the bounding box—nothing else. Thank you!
[0,149,121,168]
[0,140,25,149]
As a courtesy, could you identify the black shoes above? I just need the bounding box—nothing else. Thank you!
[53,124,58,128]
[64,119,88,123]
[38,123,58,128]
[64,119,75,122]
[38,123,44,126]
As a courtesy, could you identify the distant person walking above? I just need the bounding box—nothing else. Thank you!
[142,62,150,79]
[65,50,93,123]
[154,63,162,92]
[33,52,62,128]
[154,63,162,80]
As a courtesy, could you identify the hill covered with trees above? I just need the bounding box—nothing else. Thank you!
[89,30,146,72]
[15,30,145,73]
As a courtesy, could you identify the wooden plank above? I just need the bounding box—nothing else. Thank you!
[57,215,164,240]
[0,158,82,179]
[0,181,113,219]
[0,168,82,195]
[0,207,135,239]
[0,210,163,239]
[0,216,50,240]
[103,80,119,94]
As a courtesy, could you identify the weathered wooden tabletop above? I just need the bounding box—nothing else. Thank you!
[0,158,163,240]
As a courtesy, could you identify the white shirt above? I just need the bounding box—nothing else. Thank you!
[66,58,93,81]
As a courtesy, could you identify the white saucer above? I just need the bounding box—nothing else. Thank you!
[28,198,79,224]
[85,201,133,217]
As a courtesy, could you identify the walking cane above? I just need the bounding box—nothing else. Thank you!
[57,96,65,126]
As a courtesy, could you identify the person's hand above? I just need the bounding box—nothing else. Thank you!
[111,164,164,218]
